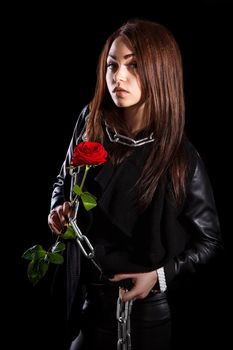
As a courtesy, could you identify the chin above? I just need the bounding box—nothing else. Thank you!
[113,99,135,108]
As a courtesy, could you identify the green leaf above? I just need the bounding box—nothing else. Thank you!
[80,191,97,211]
[22,245,46,261]
[47,252,64,264]
[27,259,49,286]
[73,184,83,196]
[61,225,77,239]
[51,241,66,253]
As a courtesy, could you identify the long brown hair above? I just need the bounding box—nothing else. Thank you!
[86,18,187,208]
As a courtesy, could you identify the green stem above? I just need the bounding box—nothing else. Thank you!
[70,165,91,207]
[80,165,90,191]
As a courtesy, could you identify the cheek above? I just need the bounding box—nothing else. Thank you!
[106,74,112,92]
[105,73,112,86]
[133,81,142,99]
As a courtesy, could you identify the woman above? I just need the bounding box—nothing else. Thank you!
[48,19,222,350]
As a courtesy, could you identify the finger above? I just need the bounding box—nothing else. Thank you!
[121,287,149,302]
[55,204,67,226]
[48,210,57,227]
[48,210,64,234]
[120,288,138,302]
[109,273,133,282]
[48,222,62,235]
[63,201,71,215]
[63,202,73,222]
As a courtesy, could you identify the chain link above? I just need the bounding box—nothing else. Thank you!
[116,288,134,350]
[69,200,102,273]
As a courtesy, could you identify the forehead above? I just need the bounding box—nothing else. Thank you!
[108,36,134,59]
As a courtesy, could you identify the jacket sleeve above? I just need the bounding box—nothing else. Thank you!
[50,105,88,210]
[164,152,223,286]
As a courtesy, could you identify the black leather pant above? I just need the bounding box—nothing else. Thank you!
[70,283,171,350]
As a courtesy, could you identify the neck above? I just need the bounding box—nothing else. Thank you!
[121,103,145,134]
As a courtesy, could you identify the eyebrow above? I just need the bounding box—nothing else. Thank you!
[108,53,135,60]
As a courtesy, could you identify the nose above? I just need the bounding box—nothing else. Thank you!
[114,65,127,83]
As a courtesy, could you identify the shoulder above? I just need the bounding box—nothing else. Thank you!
[183,138,212,195]
[75,104,90,125]
[72,105,90,136]
[183,138,201,181]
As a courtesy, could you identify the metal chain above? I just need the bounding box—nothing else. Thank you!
[116,288,134,350]
[70,196,134,349]
[69,200,102,273]
[105,121,155,147]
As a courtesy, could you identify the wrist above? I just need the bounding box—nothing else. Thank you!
[157,267,167,292]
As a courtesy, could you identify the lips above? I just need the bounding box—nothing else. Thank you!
[112,87,129,93]
[115,90,129,98]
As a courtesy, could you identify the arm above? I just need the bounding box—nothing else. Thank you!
[111,153,223,300]
[163,153,223,286]
[48,105,88,234]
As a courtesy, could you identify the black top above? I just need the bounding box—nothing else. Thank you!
[50,106,222,322]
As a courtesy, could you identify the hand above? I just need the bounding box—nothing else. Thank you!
[48,201,73,235]
[110,270,158,302]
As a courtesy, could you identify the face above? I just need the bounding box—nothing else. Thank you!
[106,37,141,108]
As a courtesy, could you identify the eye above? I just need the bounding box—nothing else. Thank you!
[128,62,137,69]
[106,62,117,71]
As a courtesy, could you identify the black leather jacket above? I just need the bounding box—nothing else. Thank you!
[50,106,223,318]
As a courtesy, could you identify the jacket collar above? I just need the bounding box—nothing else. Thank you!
[93,145,152,237]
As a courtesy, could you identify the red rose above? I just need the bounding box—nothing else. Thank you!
[23,141,108,286]
[71,141,108,167]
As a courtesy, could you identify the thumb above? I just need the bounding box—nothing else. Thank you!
[120,288,137,302]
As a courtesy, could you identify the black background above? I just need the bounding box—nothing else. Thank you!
[6,1,232,349]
